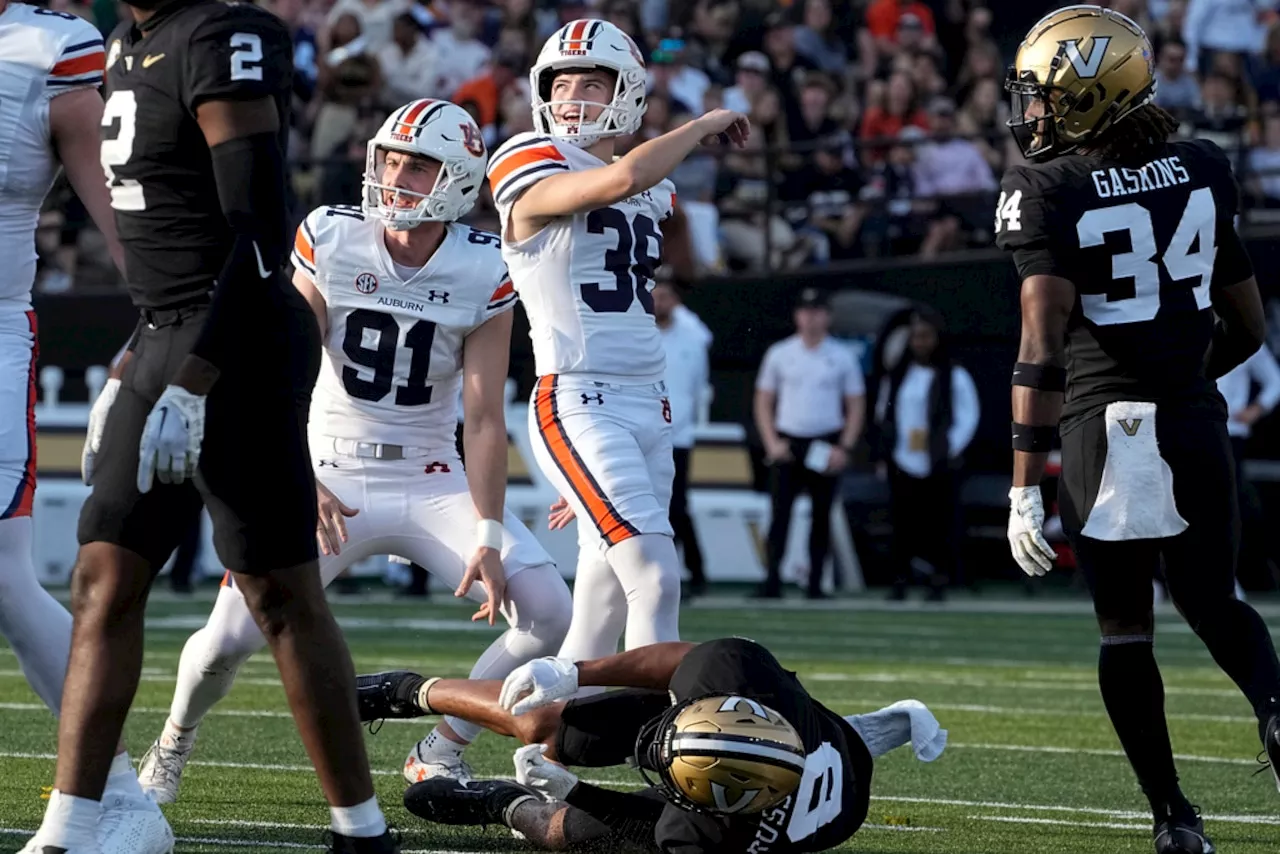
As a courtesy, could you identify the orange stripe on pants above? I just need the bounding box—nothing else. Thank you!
[3,311,37,519]
[534,376,637,546]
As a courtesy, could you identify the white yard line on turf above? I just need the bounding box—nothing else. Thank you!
[947,742,1259,766]
[808,671,1243,698]
[870,795,1280,826]
[971,815,1151,831]
[0,701,425,724]
[0,831,503,854]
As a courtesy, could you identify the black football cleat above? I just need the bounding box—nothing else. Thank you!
[1154,814,1215,854]
[404,778,539,829]
[325,829,401,853]
[357,671,427,724]
[1261,713,1280,793]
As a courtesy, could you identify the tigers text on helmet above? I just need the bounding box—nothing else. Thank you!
[363,99,488,229]
[1005,5,1156,161]
[634,694,806,815]
[530,19,647,148]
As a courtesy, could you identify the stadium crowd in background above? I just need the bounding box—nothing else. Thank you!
[37,0,1280,288]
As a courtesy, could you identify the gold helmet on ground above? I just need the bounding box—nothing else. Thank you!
[1005,5,1156,160]
[635,694,807,815]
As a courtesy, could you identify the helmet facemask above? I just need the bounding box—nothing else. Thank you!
[532,64,647,148]
[362,146,471,230]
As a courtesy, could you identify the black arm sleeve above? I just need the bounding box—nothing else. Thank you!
[190,132,288,369]
[564,783,665,847]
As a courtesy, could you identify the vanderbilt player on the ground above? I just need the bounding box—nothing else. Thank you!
[26,1,398,852]
[356,637,947,853]
[135,99,575,802]
[995,7,1280,853]
[0,3,172,852]
[487,19,749,662]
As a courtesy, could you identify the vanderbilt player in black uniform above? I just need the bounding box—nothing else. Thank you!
[356,638,948,853]
[26,2,397,852]
[995,7,1280,854]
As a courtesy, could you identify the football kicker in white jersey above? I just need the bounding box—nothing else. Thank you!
[137,100,572,803]
[489,18,751,664]
[0,3,170,852]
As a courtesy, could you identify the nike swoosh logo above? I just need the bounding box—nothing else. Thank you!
[142,53,165,68]
[253,242,271,279]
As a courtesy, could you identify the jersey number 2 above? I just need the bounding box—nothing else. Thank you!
[230,33,264,82]
[1076,187,1216,325]
[582,209,662,313]
[101,91,146,212]
[343,309,436,406]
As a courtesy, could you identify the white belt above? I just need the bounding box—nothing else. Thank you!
[323,437,436,461]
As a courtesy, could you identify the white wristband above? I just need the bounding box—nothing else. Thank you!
[476,518,505,551]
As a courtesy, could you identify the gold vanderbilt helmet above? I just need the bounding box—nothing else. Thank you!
[1005,5,1156,160]
[634,695,807,815]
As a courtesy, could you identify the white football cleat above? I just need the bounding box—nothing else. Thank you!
[17,834,103,854]
[137,737,194,805]
[403,736,475,785]
[98,791,174,854]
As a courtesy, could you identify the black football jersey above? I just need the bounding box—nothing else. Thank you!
[101,0,292,309]
[654,639,871,854]
[994,139,1253,430]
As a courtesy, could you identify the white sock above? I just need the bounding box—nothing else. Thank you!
[39,790,102,848]
[330,796,387,838]
[423,726,470,755]
[0,518,73,715]
[103,751,145,799]
[160,718,198,751]
[607,533,682,647]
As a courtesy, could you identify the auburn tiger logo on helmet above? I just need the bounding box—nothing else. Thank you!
[1005,5,1156,160]
[635,694,807,815]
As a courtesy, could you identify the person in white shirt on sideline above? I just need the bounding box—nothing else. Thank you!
[753,288,865,599]
[1218,343,1280,587]
[653,273,709,595]
[873,307,980,602]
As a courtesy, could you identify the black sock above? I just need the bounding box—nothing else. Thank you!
[1098,638,1190,820]
[1185,598,1280,726]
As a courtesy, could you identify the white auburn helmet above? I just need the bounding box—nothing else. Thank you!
[362,99,488,229]
[531,18,647,148]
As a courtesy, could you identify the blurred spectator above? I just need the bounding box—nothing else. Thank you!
[1252,22,1280,105]
[949,39,1001,109]
[762,11,818,103]
[865,0,936,53]
[912,53,948,102]
[1248,113,1280,204]
[430,0,493,99]
[787,73,841,150]
[912,97,997,257]
[860,128,933,256]
[782,134,867,262]
[1151,0,1189,49]
[1182,0,1269,75]
[648,38,708,115]
[602,0,645,50]
[379,13,437,109]
[1191,73,1250,159]
[860,72,928,161]
[452,49,528,148]
[717,123,809,270]
[325,0,410,55]
[317,110,385,208]
[683,0,740,86]
[1155,40,1202,118]
[723,51,772,115]
[311,14,382,167]
[795,0,848,75]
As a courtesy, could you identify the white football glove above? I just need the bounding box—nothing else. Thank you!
[137,385,207,493]
[514,743,578,801]
[1008,485,1056,577]
[499,656,579,716]
[82,377,121,485]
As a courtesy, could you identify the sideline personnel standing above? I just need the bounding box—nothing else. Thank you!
[653,274,709,594]
[753,288,865,599]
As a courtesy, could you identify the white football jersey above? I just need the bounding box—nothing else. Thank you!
[291,205,515,451]
[488,132,675,383]
[0,4,104,306]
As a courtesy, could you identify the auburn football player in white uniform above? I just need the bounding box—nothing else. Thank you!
[488,20,748,660]
[135,100,573,797]
[0,3,172,853]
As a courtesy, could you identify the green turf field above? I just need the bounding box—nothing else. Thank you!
[2,591,1278,853]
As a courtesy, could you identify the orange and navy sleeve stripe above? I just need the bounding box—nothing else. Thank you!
[486,275,516,313]
[48,36,105,89]
[291,217,317,281]
[534,376,640,547]
[487,136,569,205]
